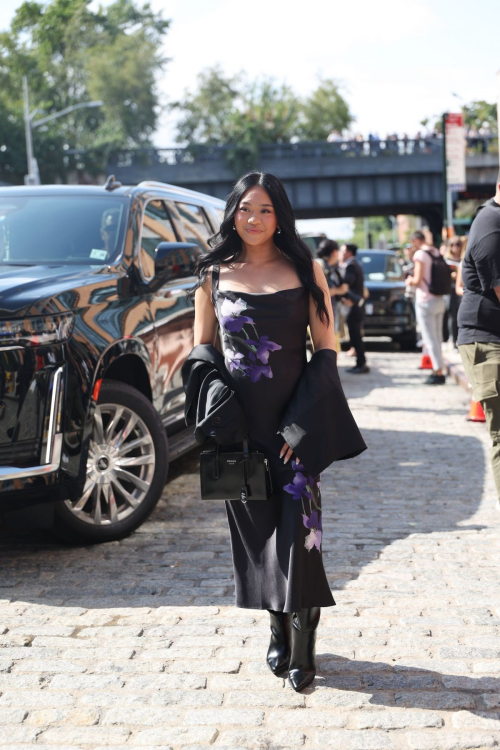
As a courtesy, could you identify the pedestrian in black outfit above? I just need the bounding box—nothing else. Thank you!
[186,172,366,691]
[458,171,500,502]
[444,238,464,349]
[340,243,369,373]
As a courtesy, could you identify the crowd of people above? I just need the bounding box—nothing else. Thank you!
[316,186,500,508]
[326,128,496,155]
[315,231,470,385]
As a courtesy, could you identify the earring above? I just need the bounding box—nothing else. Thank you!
[276,227,281,234]
[232,225,236,231]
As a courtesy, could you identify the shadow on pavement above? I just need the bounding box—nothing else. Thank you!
[0,346,495,721]
[312,656,500,715]
[0,426,486,607]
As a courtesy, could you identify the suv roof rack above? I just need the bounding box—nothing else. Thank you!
[104,175,122,191]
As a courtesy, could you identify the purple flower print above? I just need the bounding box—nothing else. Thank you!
[283,471,310,500]
[292,460,306,472]
[219,296,281,382]
[220,297,254,333]
[223,315,254,333]
[302,510,322,552]
[246,335,282,364]
[303,510,322,531]
[248,364,273,383]
[224,349,248,373]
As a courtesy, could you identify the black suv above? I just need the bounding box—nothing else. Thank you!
[0,179,224,542]
[358,249,417,349]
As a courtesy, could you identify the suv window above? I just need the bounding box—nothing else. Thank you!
[386,256,404,280]
[0,195,127,265]
[174,202,213,249]
[140,200,176,280]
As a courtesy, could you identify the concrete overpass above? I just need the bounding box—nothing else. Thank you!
[108,137,499,238]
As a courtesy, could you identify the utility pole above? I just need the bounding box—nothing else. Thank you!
[23,76,40,185]
[364,217,371,248]
[22,76,103,186]
[441,112,448,233]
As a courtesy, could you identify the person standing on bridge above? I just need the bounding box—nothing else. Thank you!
[186,171,366,692]
[457,171,500,503]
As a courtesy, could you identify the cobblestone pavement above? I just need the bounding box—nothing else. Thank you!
[1,349,500,750]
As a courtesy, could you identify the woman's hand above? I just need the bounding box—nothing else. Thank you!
[280,442,299,465]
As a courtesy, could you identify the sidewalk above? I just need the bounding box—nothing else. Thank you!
[0,350,499,749]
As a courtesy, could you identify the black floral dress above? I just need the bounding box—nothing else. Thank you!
[212,265,335,613]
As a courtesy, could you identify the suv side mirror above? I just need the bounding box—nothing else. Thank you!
[149,241,200,292]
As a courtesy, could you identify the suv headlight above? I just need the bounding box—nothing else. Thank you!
[0,313,75,347]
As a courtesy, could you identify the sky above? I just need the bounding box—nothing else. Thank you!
[3,0,500,238]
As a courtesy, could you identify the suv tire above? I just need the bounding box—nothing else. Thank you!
[54,380,168,544]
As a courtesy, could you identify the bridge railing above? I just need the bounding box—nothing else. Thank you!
[259,139,441,159]
[107,136,498,169]
[465,134,498,155]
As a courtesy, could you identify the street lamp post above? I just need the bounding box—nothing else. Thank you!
[23,77,39,186]
[22,76,103,185]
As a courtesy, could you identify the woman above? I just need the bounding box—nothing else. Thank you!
[405,231,447,385]
[444,237,465,349]
[190,172,365,692]
[315,239,349,353]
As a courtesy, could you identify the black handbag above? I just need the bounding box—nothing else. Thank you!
[200,439,273,503]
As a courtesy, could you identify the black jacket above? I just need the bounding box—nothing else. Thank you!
[343,257,365,298]
[181,344,248,445]
[183,345,367,476]
[279,349,367,476]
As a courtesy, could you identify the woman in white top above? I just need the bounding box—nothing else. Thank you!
[405,230,446,384]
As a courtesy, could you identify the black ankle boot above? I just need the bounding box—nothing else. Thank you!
[288,607,321,692]
[266,610,292,676]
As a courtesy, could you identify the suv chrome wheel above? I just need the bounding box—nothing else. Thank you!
[64,402,155,526]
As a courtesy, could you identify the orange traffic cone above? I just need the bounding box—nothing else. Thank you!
[467,399,486,423]
[418,345,433,370]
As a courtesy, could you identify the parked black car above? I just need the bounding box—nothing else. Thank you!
[0,178,224,543]
[357,250,417,349]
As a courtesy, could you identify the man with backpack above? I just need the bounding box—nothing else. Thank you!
[405,230,452,384]
[457,172,500,503]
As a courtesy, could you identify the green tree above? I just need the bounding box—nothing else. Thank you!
[463,100,497,133]
[172,67,352,172]
[171,66,241,145]
[350,216,395,249]
[0,0,170,184]
[299,78,354,141]
[173,67,302,172]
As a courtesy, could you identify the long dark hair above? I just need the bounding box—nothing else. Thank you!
[192,171,329,325]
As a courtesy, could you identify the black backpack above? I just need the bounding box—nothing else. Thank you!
[424,250,452,295]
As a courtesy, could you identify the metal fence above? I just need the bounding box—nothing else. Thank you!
[106,135,498,170]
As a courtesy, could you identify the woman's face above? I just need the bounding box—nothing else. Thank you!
[234,186,278,247]
[449,240,462,258]
[328,250,339,266]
